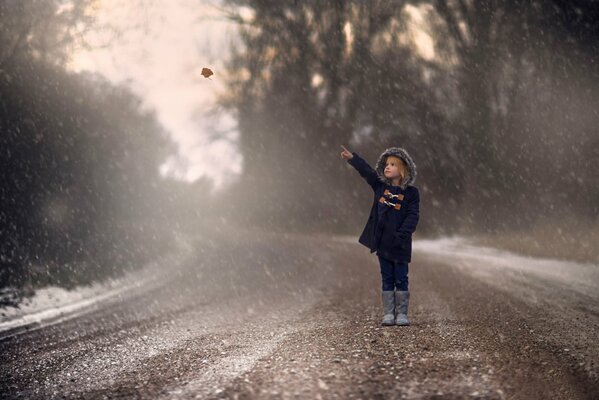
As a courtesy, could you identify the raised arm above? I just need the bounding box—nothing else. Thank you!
[341,145,380,191]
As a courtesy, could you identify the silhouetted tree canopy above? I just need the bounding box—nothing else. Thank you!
[0,1,180,292]
[222,0,599,233]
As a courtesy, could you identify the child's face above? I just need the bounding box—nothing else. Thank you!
[384,156,405,181]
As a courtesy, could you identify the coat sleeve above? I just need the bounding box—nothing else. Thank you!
[347,152,380,191]
[396,187,420,238]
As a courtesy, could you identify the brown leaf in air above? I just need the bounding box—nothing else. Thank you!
[201,67,214,79]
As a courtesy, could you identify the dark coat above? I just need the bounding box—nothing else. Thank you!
[347,150,420,263]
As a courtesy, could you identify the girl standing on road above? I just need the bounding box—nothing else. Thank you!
[340,145,420,326]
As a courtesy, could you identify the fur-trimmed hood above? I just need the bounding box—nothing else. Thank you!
[375,147,417,189]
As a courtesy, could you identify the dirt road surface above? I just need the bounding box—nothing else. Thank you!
[1,227,598,399]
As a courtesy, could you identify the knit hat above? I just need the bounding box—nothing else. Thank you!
[374,147,417,189]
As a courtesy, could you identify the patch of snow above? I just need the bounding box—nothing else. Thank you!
[414,236,599,299]
[0,281,133,332]
[0,233,195,336]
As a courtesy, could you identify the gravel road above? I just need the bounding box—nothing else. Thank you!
[1,227,597,399]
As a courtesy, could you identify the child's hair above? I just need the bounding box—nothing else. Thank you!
[386,156,407,180]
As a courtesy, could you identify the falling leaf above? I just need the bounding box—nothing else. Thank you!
[201,67,214,79]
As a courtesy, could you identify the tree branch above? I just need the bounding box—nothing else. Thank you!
[0,23,31,68]
[434,0,467,53]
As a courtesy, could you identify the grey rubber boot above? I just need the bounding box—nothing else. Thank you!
[395,291,410,326]
[381,291,395,326]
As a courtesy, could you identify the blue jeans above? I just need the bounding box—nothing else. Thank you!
[377,255,409,291]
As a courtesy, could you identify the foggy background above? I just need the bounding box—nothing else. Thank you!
[1,0,598,301]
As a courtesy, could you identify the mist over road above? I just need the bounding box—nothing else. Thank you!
[1,228,597,399]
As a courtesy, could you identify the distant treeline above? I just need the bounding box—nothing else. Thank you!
[221,0,599,235]
[0,57,170,290]
[0,1,216,295]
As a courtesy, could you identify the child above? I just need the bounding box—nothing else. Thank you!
[340,145,420,326]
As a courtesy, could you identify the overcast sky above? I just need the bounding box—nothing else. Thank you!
[68,0,242,193]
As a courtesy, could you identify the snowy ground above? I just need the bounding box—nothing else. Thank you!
[1,230,597,399]
[0,232,195,339]
[0,280,146,334]
[5,235,595,337]
[414,236,599,299]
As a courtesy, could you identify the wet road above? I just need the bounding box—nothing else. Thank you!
[1,227,598,399]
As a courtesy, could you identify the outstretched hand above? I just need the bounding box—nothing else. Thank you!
[340,145,353,160]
